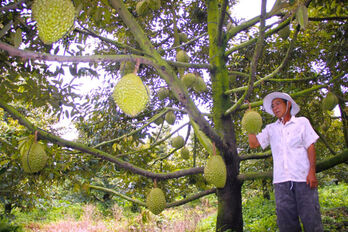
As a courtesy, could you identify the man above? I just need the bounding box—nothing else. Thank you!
[248,92,323,232]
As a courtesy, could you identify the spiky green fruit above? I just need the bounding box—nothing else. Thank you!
[112,73,149,117]
[157,87,169,100]
[165,111,176,125]
[193,76,207,92]
[204,155,227,188]
[32,0,75,44]
[146,188,166,215]
[278,25,290,40]
[136,0,149,16]
[176,50,190,63]
[322,92,338,111]
[241,110,262,134]
[147,0,161,10]
[171,135,185,149]
[154,116,164,125]
[182,73,196,88]
[178,32,188,43]
[20,142,48,173]
[181,147,190,160]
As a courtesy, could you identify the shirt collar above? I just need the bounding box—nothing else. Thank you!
[275,115,296,125]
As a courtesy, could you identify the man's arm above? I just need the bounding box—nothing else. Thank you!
[248,134,260,149]
[306,143,318,188]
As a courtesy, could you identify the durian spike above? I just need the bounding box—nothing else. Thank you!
[133,58,141,74]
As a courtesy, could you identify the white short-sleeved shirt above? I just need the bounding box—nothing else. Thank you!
[256,116,319,184]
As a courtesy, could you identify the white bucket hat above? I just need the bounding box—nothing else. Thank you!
[263,92,300,116]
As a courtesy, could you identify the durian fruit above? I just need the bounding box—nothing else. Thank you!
[32,0,75,44]
[165,111,176,125]
[180,146,190,160]
[278,24,290,40]
[20,141,48,174]
[204,155,227,188]
[157,87,169,100]
[241,110,262,134]
[146,0,161,11]
[322,92,338,111]
[154,116,164,126]
[182,73,196,88]
[176,50,190,63]
[171,135,185,149]
[193,76,207,92]
[146,188,166,215]
[176,50,190,77]
[136,0,149,16]
[112,73,149,117]
[178,32,188,43]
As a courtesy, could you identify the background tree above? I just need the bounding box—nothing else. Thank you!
[0,0,347,231]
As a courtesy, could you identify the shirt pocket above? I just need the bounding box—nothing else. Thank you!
[287,127,304,147]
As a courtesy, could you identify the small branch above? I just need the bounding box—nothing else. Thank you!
[225,18,291,56]
[0,41,156,65]
[165,188,216,208]
[240,150,272,160]
[170,32,208,51]
[116,122,190,158]
[90,184,216,209]
[93,109,169,149]
[238,149,348,181]
[309,16,348,21]
[74,28,144,56]
[0,99,204,180]
[225,0,267,115]
[166,60,211,70]
[0,0,27,11]
[89,184,146,206]
[225,28,298,96]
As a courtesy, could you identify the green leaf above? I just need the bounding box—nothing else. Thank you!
[296,4,309,30]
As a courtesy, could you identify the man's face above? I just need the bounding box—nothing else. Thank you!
[271,98,288,118]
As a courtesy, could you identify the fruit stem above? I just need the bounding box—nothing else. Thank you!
[133,58,141,74]
[34,130,38,143]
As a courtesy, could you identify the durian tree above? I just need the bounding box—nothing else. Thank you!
[0,0,348,230]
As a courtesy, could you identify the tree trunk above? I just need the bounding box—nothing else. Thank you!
[216,167,243,232]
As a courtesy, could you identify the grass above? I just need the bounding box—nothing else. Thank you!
[5,183,348,232]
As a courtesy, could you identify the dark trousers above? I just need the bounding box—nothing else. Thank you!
[274,181,323,232]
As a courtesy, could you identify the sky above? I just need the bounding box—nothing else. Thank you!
[55,0,277,140]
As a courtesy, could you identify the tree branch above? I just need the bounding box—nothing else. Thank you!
[224,28,298,96]
[237,149,348,181]
[240,150,272,160]
[309,16,348,21]
[73,28,145,56]
[0,99,204,180]
[225,0,267,115]
[89,184,146,206]
[89,184,216,209]
[0,41,155,65]
[0,0,27,11]
[232,69,343,112]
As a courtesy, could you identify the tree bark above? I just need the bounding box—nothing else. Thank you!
[216,163,243,232]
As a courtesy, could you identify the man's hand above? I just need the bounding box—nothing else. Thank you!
[306,169,318,188]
